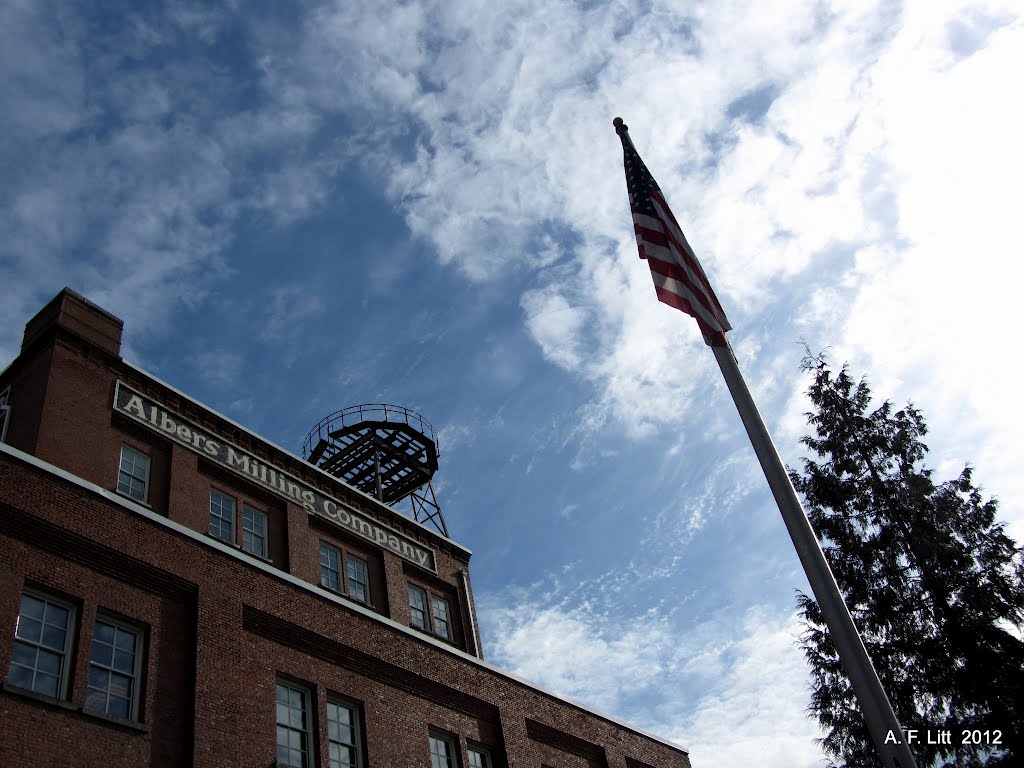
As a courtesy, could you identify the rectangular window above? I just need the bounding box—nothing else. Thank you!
[320,543,342,592]
[85,617,142,720]
[431,595,452,640]
[241,505,268,558]
[429,733,457,768]
[408,585,428,630]
[468,746,492,768]
[276,681,311,768]
[346,555,369,604]
[327,698,362,768]
[5,591,75,699]
[0,386,10,444]
[209,488,235,543]
[117,444,150,502]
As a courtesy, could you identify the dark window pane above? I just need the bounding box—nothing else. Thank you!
[40,623,66,651]
[112,649,134,673]
[85,687,106,711]
[6,662,32,689]
[43,602,69,627]
[115,628,135,651]
[94,622,115,645]
[35,649,61,676]
[108,672,132,699]
[34,671,59,698]
[15,616,43,643]
[12,641,36,667]
[20,594,45,621]
[108,695,129,718]
[88,666,110,689]
[91,640,114,668]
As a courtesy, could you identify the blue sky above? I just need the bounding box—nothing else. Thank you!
[2,1,1022,765]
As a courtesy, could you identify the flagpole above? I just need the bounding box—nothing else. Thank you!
[712,342,917,768]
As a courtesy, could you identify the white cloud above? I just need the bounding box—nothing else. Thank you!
[190,350,243,389]
[484,602,675,713]
[481,587,825,768]
[830,2,1024,537]
[261,285,326,343]
[520,288,588,371]
[679,609,827,768]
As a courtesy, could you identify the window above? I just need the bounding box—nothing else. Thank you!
[5,591,75,699]
[85,617,142,720]
[276,681,311,768]
[320,543,370,604]
[242,505,268,558]
[346,556,368,604]
[209,488,235,543]
[429,733,457,768]
[320,543,342,591]
[408,585,428,630]
[409,585,455,640]
[327,697,362,768]
[117,444,150,502]
[431,595,452,640]
[208,489,271,557]
[468,746,492,768]
[0,386,10,443]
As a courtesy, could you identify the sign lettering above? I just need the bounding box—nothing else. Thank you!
[114,381,436,570]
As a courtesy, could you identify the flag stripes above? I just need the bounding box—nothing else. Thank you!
[614,118,732,346]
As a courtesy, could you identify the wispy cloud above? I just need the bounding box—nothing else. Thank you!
[481,582,825,768]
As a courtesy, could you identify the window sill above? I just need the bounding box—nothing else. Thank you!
[242,547,273,564]
[206,534,273,564]
[79,706,149,733]
[114,490,152,509]
[319,584,374,610]
[409,626,458,647]
[2,681,76,711]
[1,683,147,733]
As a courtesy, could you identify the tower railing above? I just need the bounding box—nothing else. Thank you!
[302,404,448,537]
[302,403,438,460]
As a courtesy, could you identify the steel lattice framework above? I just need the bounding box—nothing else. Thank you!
[302,404,448,537]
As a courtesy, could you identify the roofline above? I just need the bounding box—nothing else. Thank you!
[0,440,689,756]
[121,360,471,557]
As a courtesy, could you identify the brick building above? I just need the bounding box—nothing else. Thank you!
[0,289,692,768]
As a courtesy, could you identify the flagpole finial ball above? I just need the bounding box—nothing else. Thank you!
[613,117,626,131]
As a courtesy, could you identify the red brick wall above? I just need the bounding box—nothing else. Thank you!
[0,446,691,768]
[0,291,690,768]
[5,331,481,653]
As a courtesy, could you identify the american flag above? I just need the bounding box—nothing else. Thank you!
[614,118,732,347]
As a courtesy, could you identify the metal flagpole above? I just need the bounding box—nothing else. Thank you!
[712,341,917,768]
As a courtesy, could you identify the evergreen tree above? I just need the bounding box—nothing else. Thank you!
[790,355,1024,768]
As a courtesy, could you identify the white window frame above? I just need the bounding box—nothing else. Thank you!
[85,613,144,721]
[321,543,371,605]
[408,584,428,630]
[327,695,363,768]
[276,680,312,768]
[116,444,150,503]
[468,745,493,768]
[241,504,268,558]
[429,731,458,768]
[0,386,11,444]
[208,487,235,543]
[431,595,452,640]
[408,583,455,640]
[346,555,369,604]
[5,589,76,700]
[320,542,343,591]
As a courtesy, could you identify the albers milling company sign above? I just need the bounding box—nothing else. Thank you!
[113,381,437,571]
